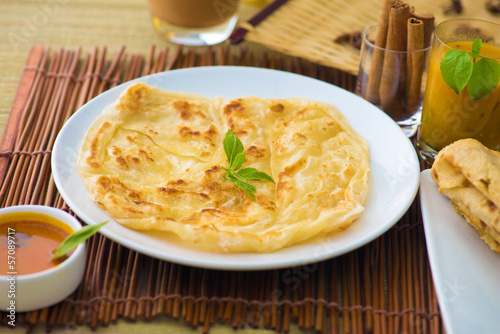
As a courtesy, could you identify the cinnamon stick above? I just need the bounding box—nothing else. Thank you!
[364,0,399,104]
[379,2,410,116]
[406,18,425,115]
[410,8,435,48]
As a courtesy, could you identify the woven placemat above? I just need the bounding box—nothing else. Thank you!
[0,45,443,334]
[240,0,500,75]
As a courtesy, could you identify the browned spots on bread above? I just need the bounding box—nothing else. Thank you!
[157,187,209,200]
[178,126,218,146]
[115,156,129,168]
[275,158,307,201]
[158,187,180,195]
[138,149,154,162]
[123,207,144,214]
[116,83,152,113]
[126,135,139,143]
[297,108,308,116]
[205,166,222,176]
[487,200,497,212]
[97,176,112,189]
[178,126,201,137]
[111,146,121,155]
[276,181,292,197]
[126,155,140,164]
[172,100,191,120]
[127,190,140,200]
[281,158,307,177]
[223,100,247,115]
[246,145,266,158]
[156,217,177,222]
[146,127,158,135]
[201,208,221,214]
[172,100,206,120]
[480,220,487,230]
[233,129,248,136]
[129,200,167,215]
[97,121,111,134]
[274,132,308,154]
[168,179,186,186]
[271,103,284,113]
[86,121,112,168]
[86,159,102,169]
[203,125,218,140]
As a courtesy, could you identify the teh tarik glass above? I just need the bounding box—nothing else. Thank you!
[146,0,240,46]
[417,18,500,163]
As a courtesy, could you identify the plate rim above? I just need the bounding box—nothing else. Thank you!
[52,66,420,270]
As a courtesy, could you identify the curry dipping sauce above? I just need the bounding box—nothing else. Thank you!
[0,212,74,276]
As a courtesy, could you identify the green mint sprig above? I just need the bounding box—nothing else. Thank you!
[440,38,500,101]
[52,221,108,261]
[222,129,274,201]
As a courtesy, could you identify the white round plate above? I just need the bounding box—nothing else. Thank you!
[52,66,419,270]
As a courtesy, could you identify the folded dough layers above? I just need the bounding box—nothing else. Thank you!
[79,83,370,252]
[431,138,500,252]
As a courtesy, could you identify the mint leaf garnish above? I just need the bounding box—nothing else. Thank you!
[221,129,274,201]
[440,38,500,100]
[232,152,246,170]
[235,167,275,183]
[468,57,500,100]
[223,129,244,168]
[225,173,256,201]
[52,221,108,261]
[440,49,473,94]
[471,38,482,59]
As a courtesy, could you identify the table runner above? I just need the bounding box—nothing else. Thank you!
[0,45,443,334]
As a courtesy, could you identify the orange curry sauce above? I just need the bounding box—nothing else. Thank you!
[0,219,71,276]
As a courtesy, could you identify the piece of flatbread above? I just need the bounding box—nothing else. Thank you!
[79,83,370,252]
[431,138,500,252]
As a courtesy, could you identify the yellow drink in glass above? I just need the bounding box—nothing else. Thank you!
[417,19,500,163]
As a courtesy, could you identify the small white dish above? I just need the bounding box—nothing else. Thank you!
[420,170,500,334]
[0,205,86,312]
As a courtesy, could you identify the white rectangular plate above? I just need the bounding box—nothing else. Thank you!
[420,169,500,334]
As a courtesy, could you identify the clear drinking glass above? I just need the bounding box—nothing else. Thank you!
[146,0,240,46]
[417,18,500,163]
[356,24,432,137]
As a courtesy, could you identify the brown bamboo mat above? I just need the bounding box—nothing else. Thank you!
[0,45,444,334]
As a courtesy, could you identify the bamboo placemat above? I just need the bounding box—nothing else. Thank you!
[239,0,500,75]
[0,45,444,334]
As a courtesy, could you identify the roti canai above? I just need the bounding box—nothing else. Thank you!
[78,83,370,252]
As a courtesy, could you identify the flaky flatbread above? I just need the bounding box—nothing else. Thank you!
[431,138,500,252]
[79,83,370,252]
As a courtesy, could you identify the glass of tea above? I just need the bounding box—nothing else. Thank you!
[417,18,500,163]
[146,0,240,46]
